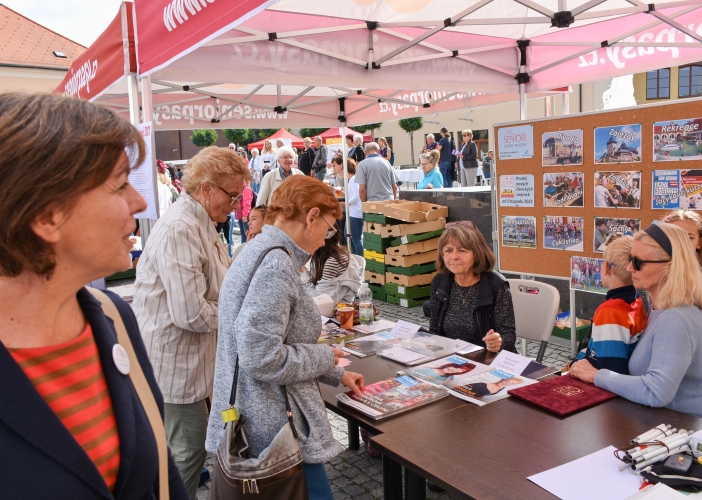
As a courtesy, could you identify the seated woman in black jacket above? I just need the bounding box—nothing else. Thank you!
[428,222,517,353]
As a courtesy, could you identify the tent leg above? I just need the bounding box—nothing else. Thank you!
[127,74,140,124]
[562,92,570,116]
[519,83,527,121]
[341,124,352,252]
[139,75,157,246]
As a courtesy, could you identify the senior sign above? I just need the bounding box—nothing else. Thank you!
[498,125,533,160]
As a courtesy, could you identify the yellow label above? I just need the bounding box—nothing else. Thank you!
[221,407,239,423]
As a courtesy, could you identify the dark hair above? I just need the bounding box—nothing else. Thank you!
[436,225,495,274]
[310,219,349,285]
[440,127,448,133]
[331,156,357,174]
[0,93,145,278]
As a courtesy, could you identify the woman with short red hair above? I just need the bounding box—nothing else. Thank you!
[206,175,364,500]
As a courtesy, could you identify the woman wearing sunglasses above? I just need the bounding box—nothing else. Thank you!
[132,146,250,498]
[207,176,364,500]
[570,223,702,418]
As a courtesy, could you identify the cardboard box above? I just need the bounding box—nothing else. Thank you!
[385,250,437,267]
[363,249,386,263]
[385,271,436,287]
[361,200,415,215]
[362,201,448,223]
[379,218,446,238]
[365,270,386,285]
[386,237,440,256]
[363,221,390,235]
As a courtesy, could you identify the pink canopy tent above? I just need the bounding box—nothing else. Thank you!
[319,128,372,143]
[246,128,304,150]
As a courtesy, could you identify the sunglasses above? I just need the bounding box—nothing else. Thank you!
[445,221,475,229]
[322,215,337,240]
[628,253,671,271]
[218,186,243,207]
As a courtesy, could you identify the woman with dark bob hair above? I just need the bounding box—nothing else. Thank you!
[0,94,188,498]
[206,175,364,500]
[428,222,516,353]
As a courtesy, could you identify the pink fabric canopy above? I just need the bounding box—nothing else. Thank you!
[247,128,304,150]
[318,128,372,143]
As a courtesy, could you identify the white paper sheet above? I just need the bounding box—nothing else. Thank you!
[454,339,483,355]
[528,447,642,500]
[351,320,396,334]
[490,350,533,375]
[390,320,421,339]
[625,483,687,500]
[378,347,428,365]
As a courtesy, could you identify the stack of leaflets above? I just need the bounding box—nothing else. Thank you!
[336,374,449,420]
[319,324,355,341]
[378,331,457,366]
[401,353,539,406]
[342,331,400,357]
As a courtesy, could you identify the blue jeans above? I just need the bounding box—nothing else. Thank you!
[349,216,364,256]
[439,161,452,188]
[238,219,249,243]
[303,463,334,500]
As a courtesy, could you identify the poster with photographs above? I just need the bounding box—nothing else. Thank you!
[594,124,642,164]
[593,171,642,208]
[543,172,584,207]
[653,118,702,161]
[570,257,608,294]
[499,174,535,207]
[593,217,641,253]
[502,216,537,249]
[543,216,584,252]
[652,170,702,210]
[542,129,583,166]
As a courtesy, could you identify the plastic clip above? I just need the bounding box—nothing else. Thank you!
[221,407,239,423]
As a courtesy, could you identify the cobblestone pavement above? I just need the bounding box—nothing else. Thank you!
[197,300,573,499]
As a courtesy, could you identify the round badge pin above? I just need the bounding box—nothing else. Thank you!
[112,344,130,375]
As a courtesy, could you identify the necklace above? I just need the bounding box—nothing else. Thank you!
[454,280,478,305]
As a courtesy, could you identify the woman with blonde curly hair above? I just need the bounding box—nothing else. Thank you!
[571,223,702,418]
[662,209,702,266]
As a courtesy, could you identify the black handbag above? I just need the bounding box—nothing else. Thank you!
[209,246,308,500]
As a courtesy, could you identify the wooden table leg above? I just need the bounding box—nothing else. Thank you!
[383,454,403,500]
[347,420,360,450]
[404,467,426,500]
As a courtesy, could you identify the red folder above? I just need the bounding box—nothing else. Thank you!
[507,376,616,416]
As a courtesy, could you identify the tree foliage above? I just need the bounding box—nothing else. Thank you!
[398,118,423,134]
[258,128,282,139]
[222,128,251,146]
[299,128,327,138]
[189,129,218,148]
[355,123,382,134]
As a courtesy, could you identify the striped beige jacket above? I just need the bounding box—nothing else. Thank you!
[132,194,231,404]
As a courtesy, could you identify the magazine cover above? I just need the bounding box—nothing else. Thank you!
[652,170,702,210]
[543,172,584,207]
[570,257,607,293]
[542,129,583,166]
[403,355,491,386]
[336,374,449,420]
[593,171,642,208]
[343,331,399,356]
[445,368,538,406]
[378,331,457,364]
[593,217,640,252]
[320,324,355,341]
[543,216,584,252]
[594,124,642,164]
[502,216,537,249]
[653,119,702,162]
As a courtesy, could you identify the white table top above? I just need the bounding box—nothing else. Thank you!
[394,168,425,183]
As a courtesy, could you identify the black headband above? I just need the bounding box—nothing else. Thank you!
[643,224,673,257]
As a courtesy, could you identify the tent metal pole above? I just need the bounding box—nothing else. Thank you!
[127,74,140,124]
[341,124,351,251]
[139,74,157,246]
[562,92,570,115]
[519,83,526,120]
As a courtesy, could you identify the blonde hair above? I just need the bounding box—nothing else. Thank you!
[462,129,473,138]
[262,140,275,153]
[183,146,251,193]
[662,209,702,263]
[157,172,169,185]
[419,150,440,166]
[633,223,702,309]
[378,137,387,147]
[603,235,634,285]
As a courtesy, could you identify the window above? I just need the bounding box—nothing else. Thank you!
[679,64,702,98]
[646,68,670,99]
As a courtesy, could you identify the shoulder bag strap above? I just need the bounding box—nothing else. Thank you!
[226,246,300,437]
[86,287,168,500]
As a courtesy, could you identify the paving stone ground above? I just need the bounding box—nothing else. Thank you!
[196,300,573,499]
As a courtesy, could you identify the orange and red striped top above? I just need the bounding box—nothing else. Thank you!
[9,324,121,491]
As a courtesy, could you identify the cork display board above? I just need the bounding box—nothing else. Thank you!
[494,97,702,279]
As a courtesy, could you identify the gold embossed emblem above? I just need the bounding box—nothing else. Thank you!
[553,386,584,397]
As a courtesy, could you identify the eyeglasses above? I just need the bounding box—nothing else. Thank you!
[321,215,337,240]
[445,221,475,229]
[628,253,671,271]
[218,186,243,207]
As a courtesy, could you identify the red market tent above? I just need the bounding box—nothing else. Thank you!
[247,128,304,150]
[318,128,372,144]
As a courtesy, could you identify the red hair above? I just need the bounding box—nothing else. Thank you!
[265,176,341,224]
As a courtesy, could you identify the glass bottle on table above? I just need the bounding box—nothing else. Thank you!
[358,283,374,326]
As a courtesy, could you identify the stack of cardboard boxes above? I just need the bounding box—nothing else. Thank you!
[361,201,448,307]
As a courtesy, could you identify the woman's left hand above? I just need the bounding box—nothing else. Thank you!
[426,183,434,189]
[570,360,598,384]
[482,329,502,352]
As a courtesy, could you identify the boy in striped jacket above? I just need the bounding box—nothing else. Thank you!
[574,235,648,374]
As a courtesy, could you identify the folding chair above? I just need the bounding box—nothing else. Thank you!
[506,279,560,363]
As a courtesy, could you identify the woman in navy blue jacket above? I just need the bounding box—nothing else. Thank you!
[0,93,188,500]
